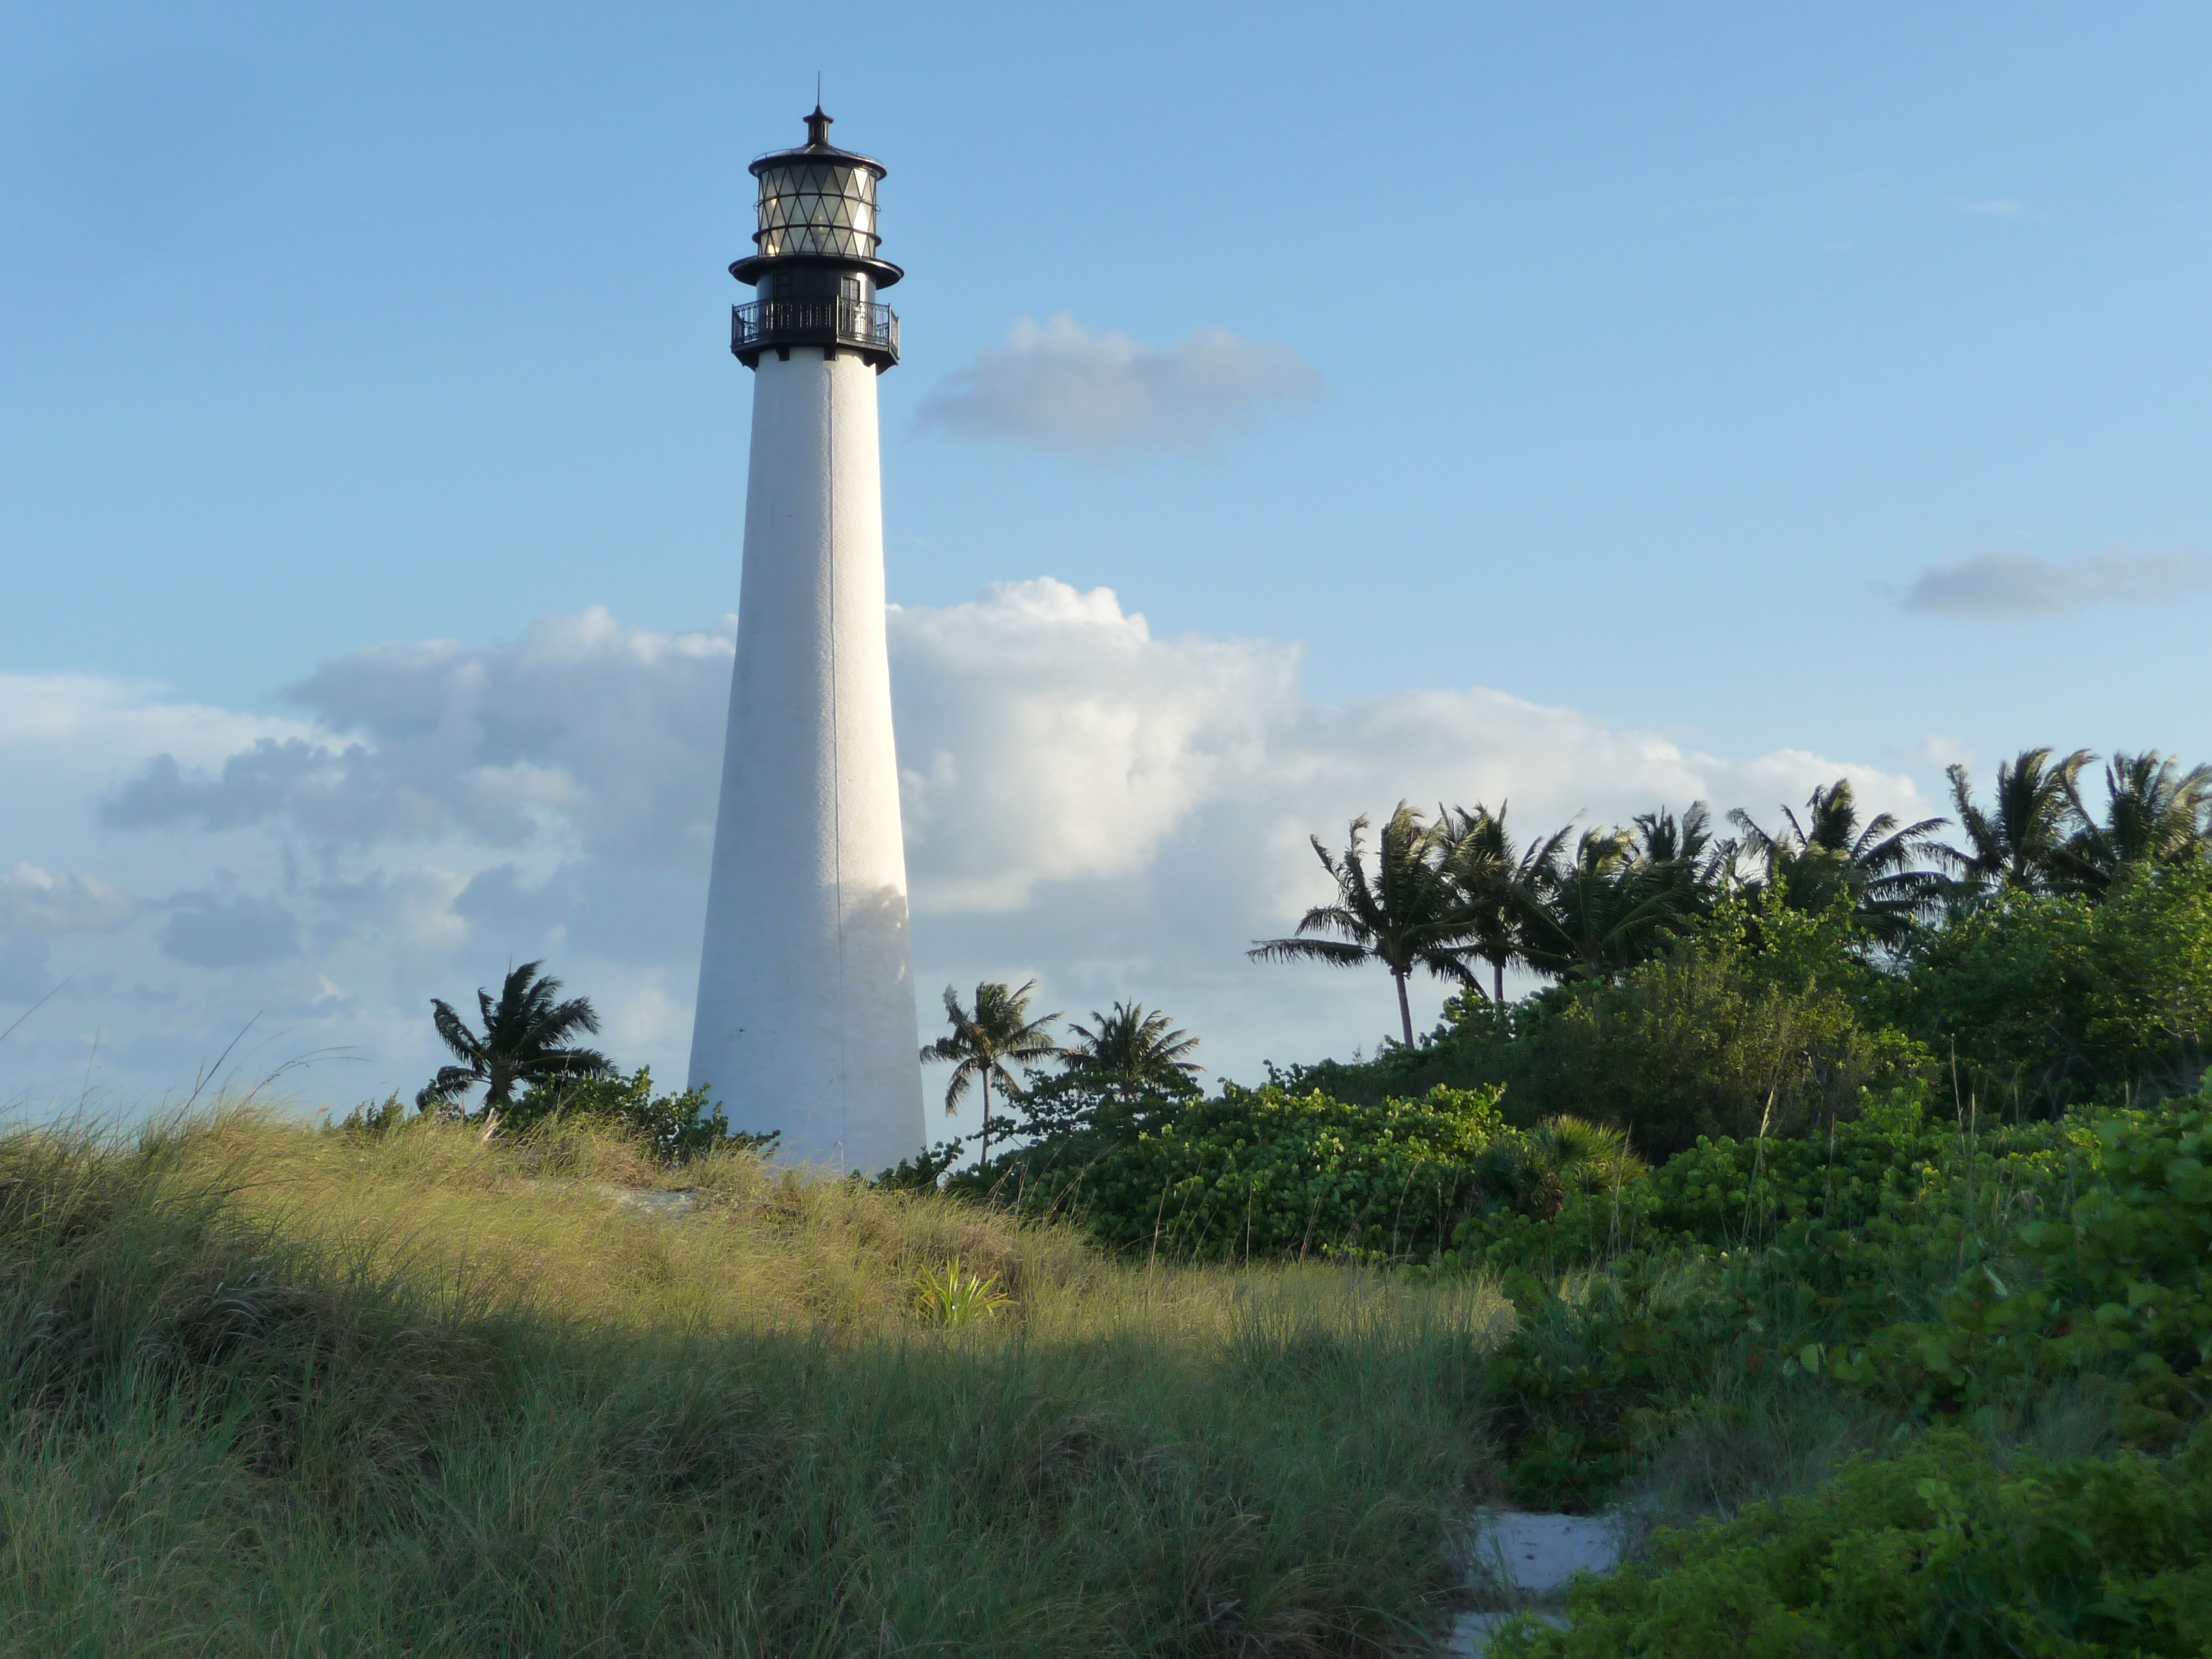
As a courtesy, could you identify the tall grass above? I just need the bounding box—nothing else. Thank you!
[0,1110,1511,1656]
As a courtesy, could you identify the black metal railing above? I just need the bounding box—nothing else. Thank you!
[731,298,899,365]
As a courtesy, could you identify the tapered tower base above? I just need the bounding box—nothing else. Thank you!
[689,348,925,1173]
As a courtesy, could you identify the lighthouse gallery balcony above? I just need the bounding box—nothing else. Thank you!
[731,298,900,369]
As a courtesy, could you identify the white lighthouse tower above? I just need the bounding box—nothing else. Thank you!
[689,106,925,1173]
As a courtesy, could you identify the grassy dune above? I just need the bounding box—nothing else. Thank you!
[0,1112,1511,1657]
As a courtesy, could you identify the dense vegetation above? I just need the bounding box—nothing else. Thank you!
[1484,1092,2212,1656]
[929,748,2212,1654]
[967,753,2212,1247]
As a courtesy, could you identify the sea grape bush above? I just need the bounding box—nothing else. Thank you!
[1493,1429,2212,1658]
[975,1080,1669,1264]
[1451,1088,2096,1274]
[992,1083,1509,1262]
[2040,1101,2212,1425]
[1829,1099,2212,1445]
[977,1070,2210,1509]
[1461,1089,2172,1507]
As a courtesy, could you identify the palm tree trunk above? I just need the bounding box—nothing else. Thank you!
[1393,971,1414,1049]
[1494,960,1505,1006]
[979,1071,992,1164]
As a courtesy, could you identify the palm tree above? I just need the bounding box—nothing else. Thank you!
[1518,805,1720,981]
[921,981,1064,1163]
[1727,778,1953,942]
[1064,1000,1203,1093]
[1247,803,1480,1048]
[2065,751,2212,891]
[1436,803,1567,1004]
[1946,748,2094,899]
[1520,827,1644,979]
[1632,803,1728,926]
[417,961,609,1117]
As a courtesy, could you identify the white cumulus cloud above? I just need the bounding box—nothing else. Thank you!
[892,581,1296,911]
[0,584,1933,1119]
[916,316,1322,460]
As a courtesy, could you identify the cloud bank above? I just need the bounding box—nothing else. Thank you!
[916,316,1321,460]
[0,584,1932,1125]
[1900,550,2212,618]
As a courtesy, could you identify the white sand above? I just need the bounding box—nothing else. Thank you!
[1471,1511,1623,1595]
[1450,1509,1626,1654]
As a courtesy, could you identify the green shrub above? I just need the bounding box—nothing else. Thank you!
[1460,1091,2108,1507]
[995,1082,1508,1263]
[1477,1252,1765,1508]
[1453,1087,2087,1270]
[1498,903,1925,1157]
[506,1065,758,1162]
[1900,861,2212,1117]
[1297,898,1926,1158]
[1495,1429,2212,1658]
[1831,1094,2212,1445]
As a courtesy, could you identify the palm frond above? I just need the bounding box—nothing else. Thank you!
[430,1000,488,1069]
[1247,936,1371,967]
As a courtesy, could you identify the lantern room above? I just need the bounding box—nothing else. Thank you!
[730,106,902,371]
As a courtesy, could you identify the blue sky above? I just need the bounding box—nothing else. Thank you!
[3,3,2209,1120]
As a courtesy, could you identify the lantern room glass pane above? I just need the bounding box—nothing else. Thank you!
[754,160,881,259]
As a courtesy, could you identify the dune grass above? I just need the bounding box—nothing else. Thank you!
[0,1110,1512,1657]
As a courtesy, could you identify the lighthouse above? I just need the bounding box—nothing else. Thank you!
[689,106,926,1173]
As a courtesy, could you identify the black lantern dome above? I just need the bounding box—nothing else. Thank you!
[730,106,901,372]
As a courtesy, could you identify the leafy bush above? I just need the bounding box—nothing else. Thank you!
[507,1066,760,1162]
[1830,1095,2212,1445]
[1491,902,1927,1156]
[975,1078,1652,1278]
[1453,1087,2083,1269]
[1900,861,2212,1117]
[1458,1090,2108,1507]
[1495,1429,2212,1658]
[991,1082,1509,1263]
[1476,1252,1761,1508]
[1290,898,1925,1158]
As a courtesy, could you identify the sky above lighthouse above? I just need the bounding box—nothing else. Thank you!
[3,3,2211,1124]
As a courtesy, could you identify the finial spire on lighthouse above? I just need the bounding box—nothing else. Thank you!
[689,106,924,1171]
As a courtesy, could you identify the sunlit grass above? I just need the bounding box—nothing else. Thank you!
[0,1107,1513,1657]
